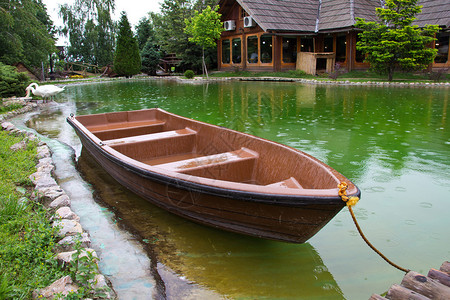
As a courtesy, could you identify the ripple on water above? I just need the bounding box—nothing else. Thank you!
[419,202,432,209]
[313,265,329,274]
[404,219,416,226]
[364,186,386,193]
[333,219,344,227]
[321,283,337,291]
[354,208,369,220]
[394,186,407,192]
[348,230,358,237]
[372,172,392,183]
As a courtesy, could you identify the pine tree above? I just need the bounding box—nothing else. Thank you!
[114,12,141,77]
[141,39,161,76]
[355,0,439,81]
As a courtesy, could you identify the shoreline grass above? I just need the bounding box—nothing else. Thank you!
[209,69,450,83]
[0,131,64,299]
[36,69,450,85]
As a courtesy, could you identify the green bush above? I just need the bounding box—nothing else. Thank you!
[184,70,195,79]
[0,63,30,98]
[141,40,161,76]
[0,103,23,114]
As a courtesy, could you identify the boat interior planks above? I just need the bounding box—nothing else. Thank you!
[68,108,360,243]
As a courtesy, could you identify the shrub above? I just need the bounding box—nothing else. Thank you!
[0,103,23,114]
[0,63,30,98]
[184,70,195,79]
[329,63,346,80]
[429,68,449,82]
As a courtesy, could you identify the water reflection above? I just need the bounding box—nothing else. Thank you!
[26,79,450,299]
[78,149,344,299]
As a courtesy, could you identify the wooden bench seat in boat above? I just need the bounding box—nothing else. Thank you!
[266,177,304,189]
[109,127,197,163]
[103,128,196,146]
[155,147,259,182]
[88,119,166,140]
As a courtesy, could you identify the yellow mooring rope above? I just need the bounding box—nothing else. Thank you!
[338,182,410,273]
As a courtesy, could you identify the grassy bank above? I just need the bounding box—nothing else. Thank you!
[0,131,64,299]
[208,69,450,82]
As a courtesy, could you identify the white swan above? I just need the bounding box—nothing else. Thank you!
[25,83,64,102]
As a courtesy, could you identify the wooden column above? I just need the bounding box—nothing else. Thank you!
[273,35,282,72]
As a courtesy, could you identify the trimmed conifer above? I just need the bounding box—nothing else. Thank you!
[114,12,141,77]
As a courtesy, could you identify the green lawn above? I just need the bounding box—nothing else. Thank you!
[209,69,450,82]
[0,131,65,299]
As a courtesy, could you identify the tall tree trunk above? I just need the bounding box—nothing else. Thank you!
[388,65,393,81]
[202,47,208,79]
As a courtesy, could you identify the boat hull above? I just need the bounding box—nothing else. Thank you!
[72,124,346,243]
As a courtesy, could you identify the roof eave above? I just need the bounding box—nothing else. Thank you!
[235,0,268,32]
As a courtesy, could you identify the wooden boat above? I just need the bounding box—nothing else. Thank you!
[67,108,360,243]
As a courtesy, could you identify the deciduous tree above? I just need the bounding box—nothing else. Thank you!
[355,0,439,81]
[0,0,56,69]
[59,0,115,66]
[151,0,217,73]
[184,5,223,78]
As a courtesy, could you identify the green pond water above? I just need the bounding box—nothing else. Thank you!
[26,79,449,299]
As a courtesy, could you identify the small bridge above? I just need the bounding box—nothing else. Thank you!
[66,62,101,77]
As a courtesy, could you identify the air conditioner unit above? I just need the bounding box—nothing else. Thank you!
[244,16,256,28]
[224,20,236,31]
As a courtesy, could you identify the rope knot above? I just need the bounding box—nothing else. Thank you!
[338,182,359,206]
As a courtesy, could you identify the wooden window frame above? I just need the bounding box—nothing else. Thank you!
[246,33,274,67]
[281,37,299,67]
[220,36,243,67]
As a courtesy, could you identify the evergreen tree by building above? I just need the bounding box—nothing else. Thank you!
[355,0,439,81]
[114,12,141,77]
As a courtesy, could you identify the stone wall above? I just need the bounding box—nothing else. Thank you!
[1,104,116,299]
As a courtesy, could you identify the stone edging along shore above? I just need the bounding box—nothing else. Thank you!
[0,76,447,296]
[1,100,116,299]
[47,73,450,88]
[174,75,450,87]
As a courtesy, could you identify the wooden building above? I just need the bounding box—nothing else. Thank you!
[217,0,450,73]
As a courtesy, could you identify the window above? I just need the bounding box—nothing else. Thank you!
[301,38,314,52]
[324,37,333,52]
[260,35,272,63]
[336,35,347,62]
[221,39,230,64]
[435,32,449,63]
[232,38,241,63]
[247,36,258,63]
[282,37,297,63]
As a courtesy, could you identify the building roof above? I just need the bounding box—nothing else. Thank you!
[415,0,450,27]
[221,0,450,33]
[236,0,318,32]
[319,0,381,32]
